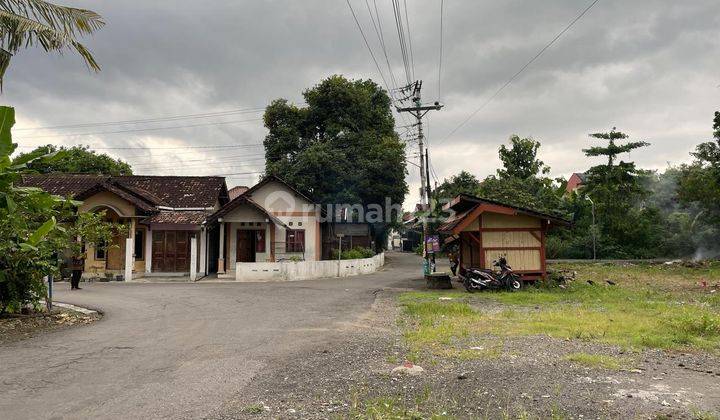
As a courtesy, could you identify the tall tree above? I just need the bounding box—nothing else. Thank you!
[0,0,104,86]
[678,112,720,226]
[12,144,132,175]
[264,75,407,211]
[497,135,549,179]
[478,135,564,214]
[580,128,656,256]
[434,170,481,203]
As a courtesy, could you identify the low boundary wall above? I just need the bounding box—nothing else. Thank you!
[233,253,385,282]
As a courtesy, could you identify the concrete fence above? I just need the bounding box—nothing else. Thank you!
[233,253,385,282]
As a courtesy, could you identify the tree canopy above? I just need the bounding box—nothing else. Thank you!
[12,144,132,175]
[497,135,549,179]
[263,75,407,214]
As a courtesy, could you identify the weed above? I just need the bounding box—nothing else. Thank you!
[347,395,454,419]
[563,352,626,370]
[241,403,264,415]
[689,408,719,420]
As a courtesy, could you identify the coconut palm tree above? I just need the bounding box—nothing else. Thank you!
[0,0,104,87]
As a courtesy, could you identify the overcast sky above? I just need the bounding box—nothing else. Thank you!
[5,0,719,208]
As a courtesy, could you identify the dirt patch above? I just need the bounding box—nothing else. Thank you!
[0,308,101,344]
[212,290,720,419]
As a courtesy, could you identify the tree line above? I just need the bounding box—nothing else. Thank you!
[433,113,720,259]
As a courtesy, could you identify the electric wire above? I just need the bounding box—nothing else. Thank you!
[439,0,601,145]
[345,0,394,99]
[403,0,415,81]
[17,143,264,151]
[391,0,412,85]
[14,107,266,131]
[365,0,400,96]
[438,0,444,101]
[16,118,264,140]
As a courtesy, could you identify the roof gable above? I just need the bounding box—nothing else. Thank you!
[209,175,317,222]
[441,194,570,230]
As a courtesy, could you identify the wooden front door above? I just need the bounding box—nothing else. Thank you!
[236,230,255,262]
[106,231,126,270]
[152,231,191,272]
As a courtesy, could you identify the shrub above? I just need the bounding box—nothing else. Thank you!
[331,246,375,260]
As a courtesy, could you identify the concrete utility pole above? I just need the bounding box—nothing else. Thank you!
[396,81,443,273]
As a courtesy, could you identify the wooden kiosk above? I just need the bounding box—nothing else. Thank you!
[438,194,569,281]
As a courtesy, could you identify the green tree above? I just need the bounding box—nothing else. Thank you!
[0,0,104,86]
[576,128,657,257]
[497,135,549,179]
[263,75,408,233]
[676,112,720,253]
[479,135,565,215]
[0,107,121,314]
[434,170,481,202]
[12,144,132,175]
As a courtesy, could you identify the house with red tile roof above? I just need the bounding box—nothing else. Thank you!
[18,173,328,281]
[19,174,229,280]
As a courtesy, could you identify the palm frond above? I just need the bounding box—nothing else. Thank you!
[0,0,104,87]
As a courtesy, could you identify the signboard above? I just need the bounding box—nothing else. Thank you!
[425,235,440,253]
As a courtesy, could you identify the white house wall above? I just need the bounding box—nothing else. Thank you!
[247,180,322,262]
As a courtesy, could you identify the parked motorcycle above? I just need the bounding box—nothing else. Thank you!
[458,257,523,292]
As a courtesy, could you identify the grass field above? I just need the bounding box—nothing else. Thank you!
[399,261,720,358]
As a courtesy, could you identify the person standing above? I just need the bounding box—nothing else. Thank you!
[70,255,84,290]
[448,248,459,276]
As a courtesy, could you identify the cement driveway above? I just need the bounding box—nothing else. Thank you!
[0,252,423,420]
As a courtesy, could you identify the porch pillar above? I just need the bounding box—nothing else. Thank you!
[189,235,197,281]
[218,219,226,274]
[145,226,152,273]
[124,237,133,281]
[199,226,207,275]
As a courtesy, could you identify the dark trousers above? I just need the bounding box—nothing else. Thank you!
[450,262,458,276]
[71,270,82,289]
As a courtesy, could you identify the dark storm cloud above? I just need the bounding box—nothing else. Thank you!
[3,0,719,204]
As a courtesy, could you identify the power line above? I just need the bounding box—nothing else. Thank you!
[16,143,264,151]
[365,0,400,96]
[440,0,601,144]
[211,171,265,177]
[438,0,444,101]
[131,157,267,170]
[16,117,264,139]
[14,107,266,131]
[403,0,415,81]
[348,0,409,128]
[391,0,412,85]
[345,0,394,97]
[127,152,267,166]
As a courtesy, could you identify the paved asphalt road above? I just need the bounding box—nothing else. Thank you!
[0,252,424,420]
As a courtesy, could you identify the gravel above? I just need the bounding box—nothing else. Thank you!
[212,291,720,419]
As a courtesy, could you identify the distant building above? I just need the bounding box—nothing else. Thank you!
[566,172,586,193]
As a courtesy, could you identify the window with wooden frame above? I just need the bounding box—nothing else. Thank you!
[285,229,305,253]
[255,229,266,253]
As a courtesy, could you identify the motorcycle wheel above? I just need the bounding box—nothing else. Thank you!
[507,276,523,291]
[463,279,478,293]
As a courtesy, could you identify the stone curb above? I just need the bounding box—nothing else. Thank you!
[51,301,99,316]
